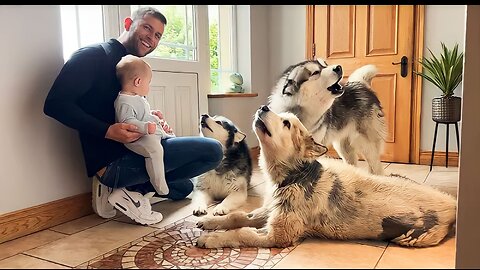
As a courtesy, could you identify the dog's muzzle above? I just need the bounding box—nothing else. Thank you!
[200,114,213,132]
[254,106,272,137]
[327,65,344,96]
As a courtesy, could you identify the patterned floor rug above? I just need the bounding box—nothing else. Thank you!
[76,217,296,269]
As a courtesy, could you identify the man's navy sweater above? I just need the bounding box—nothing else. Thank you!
[44,39,130,177]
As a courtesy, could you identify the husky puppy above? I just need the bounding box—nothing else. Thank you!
[268,59,387,175]
[195,106,456,249]
[192,114,252,216]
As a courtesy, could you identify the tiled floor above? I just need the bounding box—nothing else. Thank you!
[0,160,459,269]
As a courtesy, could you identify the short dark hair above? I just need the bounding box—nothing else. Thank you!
[132,6,167,25]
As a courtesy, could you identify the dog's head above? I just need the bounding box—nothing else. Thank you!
[253,105,328,163]
[268,59,344,122]
[199,114,246,150]
[280,58,343,97]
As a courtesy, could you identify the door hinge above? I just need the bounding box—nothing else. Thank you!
[312,43,316,57]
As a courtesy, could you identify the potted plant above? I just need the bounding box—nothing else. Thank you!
[415,42,464,123]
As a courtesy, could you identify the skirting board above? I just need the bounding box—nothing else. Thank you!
[0,147,263,244]
[0,193,93,244]
[419,151,459,167]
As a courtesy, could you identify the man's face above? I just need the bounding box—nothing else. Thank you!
[126,14,165,57]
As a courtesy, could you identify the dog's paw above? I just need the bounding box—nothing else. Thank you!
[196,216,222,230]
[212,204,230,216]
[193,205,208,216]
[193,204,208,217]
[196,233,222,248]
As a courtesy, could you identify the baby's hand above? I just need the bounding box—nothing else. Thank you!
[147,122,157,134]
[160,119,175,135]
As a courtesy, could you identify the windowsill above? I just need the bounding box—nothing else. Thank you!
[207,93,258,98]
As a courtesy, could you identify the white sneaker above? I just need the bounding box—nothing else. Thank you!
[92,175,117,218]
[108,188,163,225]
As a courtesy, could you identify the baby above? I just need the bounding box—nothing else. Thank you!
[114,55,175,196]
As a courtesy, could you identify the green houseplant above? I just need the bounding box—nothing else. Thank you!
[415,42,464,123]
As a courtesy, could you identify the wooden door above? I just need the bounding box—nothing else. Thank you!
[311,5,414,163]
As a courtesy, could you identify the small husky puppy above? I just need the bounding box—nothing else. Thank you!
[268,59,387,175]
[195,106,456,249]
[192,114,252,216]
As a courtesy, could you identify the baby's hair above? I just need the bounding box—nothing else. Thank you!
[116,55,151,85]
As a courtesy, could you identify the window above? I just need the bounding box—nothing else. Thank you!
[130,5,197,61]
[208,5,237,93]
[60,5,104,61]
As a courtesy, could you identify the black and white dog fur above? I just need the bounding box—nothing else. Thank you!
[268,59,387,175]
[195,106,456,249]
[192,114,252,216]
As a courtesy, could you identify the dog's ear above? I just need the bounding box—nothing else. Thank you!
[282,66,310,96]
[306,137,328,158]
[234,130,246,143]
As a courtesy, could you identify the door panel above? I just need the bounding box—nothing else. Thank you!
[314,5,414,163]
[148,72,199,137]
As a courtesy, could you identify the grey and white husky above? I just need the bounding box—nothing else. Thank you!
[268,59,387,175]
[192,114,252,216]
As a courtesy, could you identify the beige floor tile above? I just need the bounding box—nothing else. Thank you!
[385,163,431,183]
[50,214,110,235]
[273,238,385,269]
[115,198,195,229]
[431,165,459,173]
[376,236,456,269]
[248,181,268,197]
[24,220,156,267]
[250,167,267,188]
[0,254,69,269]
[424,171,459,198]
[0,230,66,261]
[357,160,391,173]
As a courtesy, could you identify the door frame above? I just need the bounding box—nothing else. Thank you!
[305,5,425,164]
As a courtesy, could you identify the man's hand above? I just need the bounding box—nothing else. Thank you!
[105,123,142,143]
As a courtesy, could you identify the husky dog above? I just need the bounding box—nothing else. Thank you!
[192,114,252,216]
[268,59,387,175]
[195,106,456,249]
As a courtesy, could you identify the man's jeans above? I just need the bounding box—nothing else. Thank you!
[100,136,223,200]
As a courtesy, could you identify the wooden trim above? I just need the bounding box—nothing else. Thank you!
[410,5,425,164]
[207,93,258,98]
[250,146,260,161]
[306,5,315,60]
[419,151,459,167]
[0,193,93,244]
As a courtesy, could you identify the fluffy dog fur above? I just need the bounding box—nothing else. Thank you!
[268,59,387,175]
[195,106,456,249]
[192,114,252,216]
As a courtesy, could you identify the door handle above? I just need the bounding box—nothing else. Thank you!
[392,56,408,77]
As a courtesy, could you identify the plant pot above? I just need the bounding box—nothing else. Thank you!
[432,96,462,123]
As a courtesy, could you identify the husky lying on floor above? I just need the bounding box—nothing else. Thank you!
[268,59,387,175]
[195,106,456,249]
[192,114,252,216]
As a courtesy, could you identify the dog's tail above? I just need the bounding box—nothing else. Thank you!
[347,64,378,87]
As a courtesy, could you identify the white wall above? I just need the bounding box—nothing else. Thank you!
[208,5,307,148]
[267,5,307,87]
[420,5,466,152]
[208,5,273,148]
[0,6,90,214]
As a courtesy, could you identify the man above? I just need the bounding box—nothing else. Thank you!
[44,7,223,225]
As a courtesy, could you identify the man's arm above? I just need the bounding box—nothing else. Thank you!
[44,47,110,137]
[44,47,140,143]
